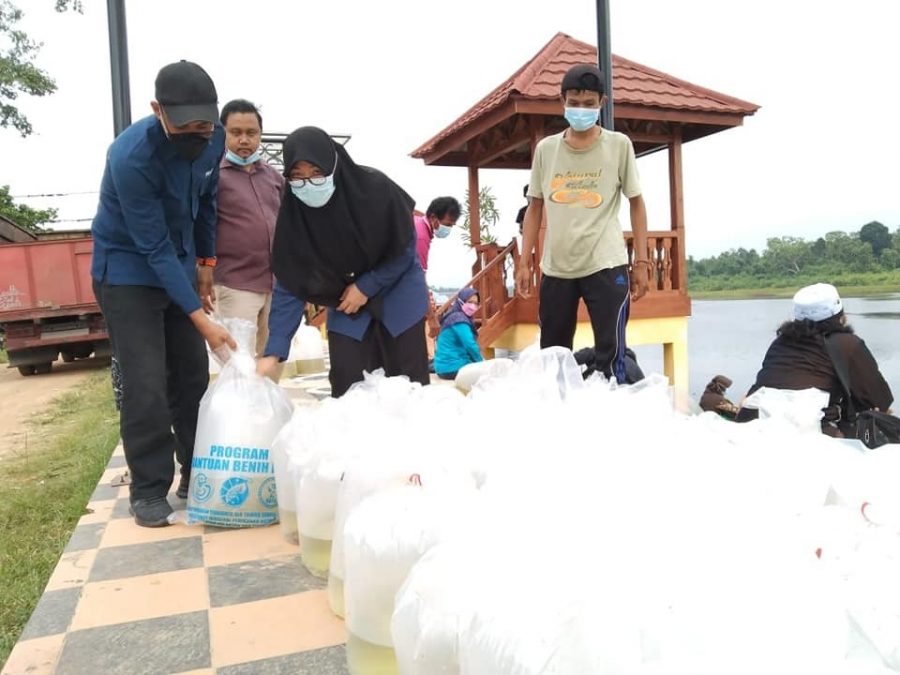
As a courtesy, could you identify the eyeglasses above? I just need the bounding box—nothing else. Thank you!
[289,152,338,187]
[289,175,328,187]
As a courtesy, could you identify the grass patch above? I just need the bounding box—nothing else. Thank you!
[0,348,7,364]
[0,371,119,668]
[692,283,900,301]
[692,288,798,300]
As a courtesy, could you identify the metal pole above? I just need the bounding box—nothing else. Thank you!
[595,0,614,129]
[106,0,131,137]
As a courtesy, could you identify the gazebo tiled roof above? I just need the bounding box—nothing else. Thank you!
[412,32,759,164]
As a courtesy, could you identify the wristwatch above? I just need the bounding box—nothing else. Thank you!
[196,257,217,267]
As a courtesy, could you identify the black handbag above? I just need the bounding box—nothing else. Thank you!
[823,336,900,449]
[852,410,900,449]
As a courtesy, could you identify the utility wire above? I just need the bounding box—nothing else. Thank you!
[11,191,99,198]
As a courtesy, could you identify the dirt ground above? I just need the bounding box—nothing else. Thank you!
[0,357,110,462]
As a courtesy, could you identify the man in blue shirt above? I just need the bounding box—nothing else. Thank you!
[91,61,234,527]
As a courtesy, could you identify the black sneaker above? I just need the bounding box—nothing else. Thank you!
[128,496,174,527]
[176,473,190,500]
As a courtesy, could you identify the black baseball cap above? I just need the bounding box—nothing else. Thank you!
[560,64,605,95]
[155,61,218,127]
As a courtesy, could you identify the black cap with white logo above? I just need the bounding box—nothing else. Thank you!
[154,60,218,127]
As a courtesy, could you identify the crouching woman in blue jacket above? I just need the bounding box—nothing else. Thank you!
[434,287,483,380]
[256,126,429,397]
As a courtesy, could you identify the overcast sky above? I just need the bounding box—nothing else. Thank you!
[7,0,900,287]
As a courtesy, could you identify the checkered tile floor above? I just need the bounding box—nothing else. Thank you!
[4,366,456,675]
[3,366,354,675]
[3,442,348,675]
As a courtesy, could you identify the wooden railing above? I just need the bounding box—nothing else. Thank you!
[507,230,686,298]
[306,304,327,328]
[437,239,518,324]
[434,230,692,346]
[436,239,521,349]
[626,230,684,293]
[310,230,688,342]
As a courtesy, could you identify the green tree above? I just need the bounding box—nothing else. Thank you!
[822,231,876,272]
[687,225,900,292]
[762,236,811,275]
[0,0,81,136]
[880,248,900,270]
[859,221,892,257]
[0,184,55,231]
[460,186,499,248]
[810,237,827,259]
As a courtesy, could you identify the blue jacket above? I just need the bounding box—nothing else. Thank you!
[91,115,225,314]
[265,238,428,359]
[434,322,483,375]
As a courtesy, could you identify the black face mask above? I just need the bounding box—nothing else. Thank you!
[169,133,210,162]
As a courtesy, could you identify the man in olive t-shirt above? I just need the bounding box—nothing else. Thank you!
[515,63,650,383]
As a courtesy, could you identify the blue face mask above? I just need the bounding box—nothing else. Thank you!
[435,224,453,239]
[564,106,600,132]
[226,148,261,166]
[290,175,335,208]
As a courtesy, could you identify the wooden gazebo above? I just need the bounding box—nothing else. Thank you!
[412,32,759,394]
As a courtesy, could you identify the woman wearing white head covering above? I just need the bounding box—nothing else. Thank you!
[736,283,892,435]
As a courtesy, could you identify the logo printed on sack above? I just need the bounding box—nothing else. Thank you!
[258,477,278,508]
[220,477,250,507]
[191,473,213,503]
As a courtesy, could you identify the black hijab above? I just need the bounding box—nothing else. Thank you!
[271,126,415,307]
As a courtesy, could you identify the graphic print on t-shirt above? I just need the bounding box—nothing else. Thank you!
[549,170,603,208]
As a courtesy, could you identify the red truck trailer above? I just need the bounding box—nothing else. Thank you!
[0,236,110,375]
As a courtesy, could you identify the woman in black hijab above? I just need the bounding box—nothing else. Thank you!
[257,126,430,396]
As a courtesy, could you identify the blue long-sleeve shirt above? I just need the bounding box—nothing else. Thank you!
[434,322,483,375]
[264,238,428,359]
[91,115,225,314]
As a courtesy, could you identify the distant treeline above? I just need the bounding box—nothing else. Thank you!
[688,221,900,292]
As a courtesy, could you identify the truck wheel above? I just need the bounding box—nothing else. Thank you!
[18,365,36,376]
[33,362,53,375]
[61,351,76,363]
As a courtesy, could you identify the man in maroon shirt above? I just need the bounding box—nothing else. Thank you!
[212,99,284,354]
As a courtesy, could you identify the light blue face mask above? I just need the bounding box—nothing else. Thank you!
[225,148,261,166]
[435,224,453,239]
[564,106,600,132]
[290,174,335,208]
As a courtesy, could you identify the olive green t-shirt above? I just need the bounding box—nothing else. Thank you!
[528,128,641,278]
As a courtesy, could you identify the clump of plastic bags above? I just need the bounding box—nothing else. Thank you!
[296,452,347,577]
[266,346,900,675]
[284,372,419,578]
[324,375,473,618]
[270,408,315,544]
[283,398,353,577]
[391,543,471,675]
[283,321,326,378]
[187,318,293,527]
[343,474,476,675]
[329,450,418,617]
[741,386,829,434]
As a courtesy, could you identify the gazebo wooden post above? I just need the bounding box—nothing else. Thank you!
[467,165,481,247]
[660,125,689,398]
[467,163,488,307]
[528,115,546,284]
[668,126,686,292]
